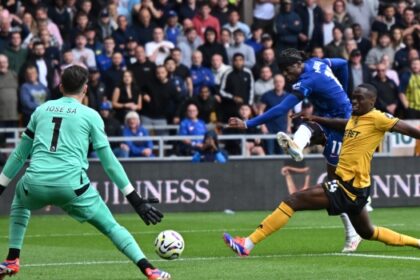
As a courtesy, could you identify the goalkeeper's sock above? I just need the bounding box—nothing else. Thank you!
[108,225,146,262]
[6,248,20,260]
[249,202,294,244]
[137,258,154,275]
[370,226,420,248]
[9,204,30,250]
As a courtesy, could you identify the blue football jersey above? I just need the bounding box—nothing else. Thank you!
[292,58,352,118]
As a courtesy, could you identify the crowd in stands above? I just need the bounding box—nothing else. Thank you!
[0,0,419,160]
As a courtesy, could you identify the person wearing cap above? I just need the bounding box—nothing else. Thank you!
[274,0,302,51]
[86,67,106,112]
[96,8,117,41]
[227,29,256,69]
[348,49,371,96]
[223,9,251,39]
[164,10,182,45]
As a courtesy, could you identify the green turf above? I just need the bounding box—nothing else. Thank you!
[1,208,420,280]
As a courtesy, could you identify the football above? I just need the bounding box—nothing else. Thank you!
[154,230,185,260]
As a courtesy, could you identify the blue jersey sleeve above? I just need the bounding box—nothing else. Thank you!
[246,94,300,128]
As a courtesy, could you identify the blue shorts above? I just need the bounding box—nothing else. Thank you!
[321,126,344,166]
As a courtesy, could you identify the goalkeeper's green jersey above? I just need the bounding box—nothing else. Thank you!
[24,96,109,188]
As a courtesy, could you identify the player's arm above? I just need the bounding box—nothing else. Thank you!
[228,93,301,129]
[96,145,163,225]
[390,120,420,139]
[297,114,348,131]
[0,130,34,195]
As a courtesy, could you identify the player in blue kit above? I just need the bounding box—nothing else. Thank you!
[227,48,361,252]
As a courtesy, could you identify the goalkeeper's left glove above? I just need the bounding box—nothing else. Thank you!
[126,191,164,225]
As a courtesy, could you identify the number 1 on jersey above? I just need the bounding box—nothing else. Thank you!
[50,117,63,152]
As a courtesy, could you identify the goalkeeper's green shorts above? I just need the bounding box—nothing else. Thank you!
[13,177,105,222]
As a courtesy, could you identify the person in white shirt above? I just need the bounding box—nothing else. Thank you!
[211,53,231,87]
[72,33,97,68]
[145,27,175,65]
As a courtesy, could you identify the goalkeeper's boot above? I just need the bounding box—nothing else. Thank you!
[0,258,20,279]
[145,268,171,280]
[223,233,250,257]
[276,132,303,161]
[342,235,363,253]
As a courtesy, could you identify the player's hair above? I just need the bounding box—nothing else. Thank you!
[278,48,308,70]
[61,65,88,95]
[358,83,377,98]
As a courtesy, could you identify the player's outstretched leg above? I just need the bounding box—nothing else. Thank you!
[277,132,304,161]
[340,213,363,253]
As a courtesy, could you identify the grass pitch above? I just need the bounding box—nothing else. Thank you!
[1,208,420,280]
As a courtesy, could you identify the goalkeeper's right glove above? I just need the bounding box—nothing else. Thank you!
[126,191,164,225]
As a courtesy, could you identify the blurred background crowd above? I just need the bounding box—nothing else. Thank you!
[0,0,419,160]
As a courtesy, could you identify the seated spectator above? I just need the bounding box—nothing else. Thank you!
[98,101,128,158]
[253,47,279,80]
[192,130,227,163]
[20,65,49,126]
[239,104,265,156]
[111,70,142,123]
[347,49,371,96]
[223,9,250,39]
[72,33,97,68]
[177,85,218,124]
[371,63,399,116]
[311,46,325,58]
[190,50,215,95]
[178,28,203,67]
[122,111,154,158]
[399,58,420,119]
[227,29,256,69]
[198,27,228,68]
[254,66,274,104]
[145,27,174,65]
[178,103,207,156]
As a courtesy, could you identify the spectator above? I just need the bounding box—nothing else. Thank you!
[254,66,274,104]
[165,57,188,122]
[85,67,106,112]
[164,10,182,46]
[397,7,419,36]
[179,0,198,21]
[178,103,207,155]
[190,50,215,96]
[123,111,154,158]
[98,101,128,158]
[352,23,372,59]
[22,42,54,90]
[145,27,174,65]
[128,45,156,91]
[313,8,342,48]
[142,65,176,131]
[39,29,61,68]
[2,32,27,74]
[220,53,254,122]
[133,8,157,46]
[112,15,136,52]
[192,3,221,41]
[253,47,279,80]
[111,70,142,123]
[258,74,290,155]
[116,0,141,24]
[333,0,353,28]
[311,46,325,58]
[198,27,229,68]
[391,27,405,52]
[190,85,218,123]
[346,0,376,39]
[170,48,193,96]
[347,49,371,96]
[365,32,395,70]
[252,0,277,34]
[68,11,90,47]
[48,0,72,41]
[211,53,231,88]
[96,9,117,41]
[399,58,420,119]
[19,65,49,125]
[274,0,302,52]
[227,29,256,69]
[72,33,96,68]
[34,6,63,49]
[394,34,418,73]
[295,0,324,50]
[220,27,232,48]
[371,63,399,115]
[324,26,345,58]
[239,104,265,156]
[102,52,125,98]
[379,54,400,86]
[0,55,18,128]
[223,9,250,39]
[212,0,234,27]
[178,28,203,68]
[192,130,227,163]
[245,24,263,55]
[371,4,397,46]
[123,37,138,67]
[85,27,103,56]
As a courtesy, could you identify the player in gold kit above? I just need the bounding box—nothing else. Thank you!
[223,84,420,256]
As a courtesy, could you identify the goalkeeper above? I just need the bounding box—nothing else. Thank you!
[0,66,170,280]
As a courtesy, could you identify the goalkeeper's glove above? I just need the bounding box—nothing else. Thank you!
[0,185,5,196]
[126,191,164,225]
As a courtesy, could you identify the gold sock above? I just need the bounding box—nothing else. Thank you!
[249,202,294,244]
[371,226,420,248]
